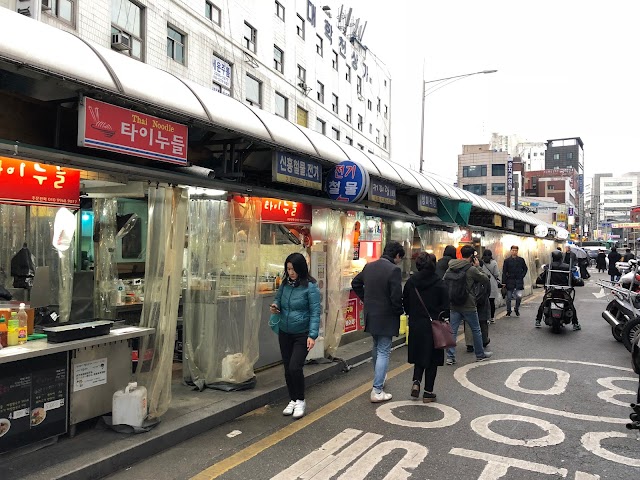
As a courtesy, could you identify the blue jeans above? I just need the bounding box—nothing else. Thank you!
[372,335,393,392]
[447,310,486,360]
[506,289,523,313]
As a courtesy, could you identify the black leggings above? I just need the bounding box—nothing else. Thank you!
[489,298,496,319]
[279,331,309,401]
[413,364,438,392]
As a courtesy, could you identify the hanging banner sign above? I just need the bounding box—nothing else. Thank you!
[611,222,640,229]
[578,173,584,194]
[78,98,188,165]
[272,151,322,190]
[368,179,396,205]
[0,157,80,208]
[326,160,370,202]
[507,158,514,191]
[417,193,438,214]
[493,215,502,227]
[259,198,313,225]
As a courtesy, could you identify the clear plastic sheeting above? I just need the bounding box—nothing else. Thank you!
[0,204,27,286]
[93,199,118,320]
[182,197,261,391]
[135,187,188,419]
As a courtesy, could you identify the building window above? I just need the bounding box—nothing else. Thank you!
[275,92,288,119]
[297,106,308,127]
[332,94,339,114]
[297,65,306,83]
[547,185,555,190]
[317,81,324,103]
[296,14,305,38]
[345,65,351,83]
[331,127,340,140]
[167,25,186,64]
[316,118,326,135]
[384,79,387,87]
[205,1,221,25]
[345,136,353,146]
[111,0,144,60]
[243,22,257,52]
[383,135,387,149]
[346,105,352,123]
[491,183,506,195]
[369,123,373,134]
[316,34,323,56]
[384,105,388,119]
[44,0,75,24]
[275,1,285,20]
[376,97,381,113]
[245,74,261,107]
[553,153,560,160]
[463,184,487,195]
[492,164,506,176]
[567,152,574,160]
[332,51,339,71]
[357,143,364,150]
[367,99,372,111]
[376,129,380,144]
[356,76,362,95]
[357,115,363,131]
[462,165,487,177]
[273,45,284,73]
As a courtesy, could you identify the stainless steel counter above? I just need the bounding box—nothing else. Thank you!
[0,326,155,364]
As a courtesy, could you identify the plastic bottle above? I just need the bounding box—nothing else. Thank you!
[0,313,7,348]
[112,382,148,427]
[7,311,19,346]
[17,303,28,345]
[116,279,125,305]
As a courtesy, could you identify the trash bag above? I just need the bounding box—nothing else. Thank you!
[10,244,36,289]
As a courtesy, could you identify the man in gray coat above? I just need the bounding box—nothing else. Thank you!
[352,241,405,403]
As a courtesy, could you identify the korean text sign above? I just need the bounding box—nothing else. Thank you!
[259,198,313,225]
[272,151,322,190]
[369,179,396,205]
[417,193,438,214]
[326,160,370,203]
[78,98,188,165]
[0,157,80,208]
[507,159,514,191]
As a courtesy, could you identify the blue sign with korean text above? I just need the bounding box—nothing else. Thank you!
[369,179,396,205]
[507,158,514,191]
[578,173,584,194]
[417,193,438,214]
[272,151,322,190]
[326,160,370,203]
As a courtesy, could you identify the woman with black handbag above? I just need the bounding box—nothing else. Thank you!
[403,252,449,403]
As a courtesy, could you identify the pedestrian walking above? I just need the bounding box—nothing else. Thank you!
[464,253,491,352]
[435,245,457,279]
[623,248,636,262]
[596,250,607,273]
[443,245,493,365]
[352,241,405,403]
[270,253,321,419]
[501,245,528,316]
[403,252,448,403]
[480,249,501,323]
[608,247,622,282]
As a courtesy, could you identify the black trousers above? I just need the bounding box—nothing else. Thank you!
[488,298,496,319]
[413,364,438,392]
[279,331,309,401]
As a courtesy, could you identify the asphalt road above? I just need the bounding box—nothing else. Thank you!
[107,269,640,480]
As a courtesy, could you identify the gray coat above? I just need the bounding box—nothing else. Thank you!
[481,259,501,299]
[351,255,404,337]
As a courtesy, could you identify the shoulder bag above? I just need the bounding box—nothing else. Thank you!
[414,287,456,349]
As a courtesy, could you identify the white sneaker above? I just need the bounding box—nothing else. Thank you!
[292,400,306,419]
[282,400,296,416]
[370,389,392,403]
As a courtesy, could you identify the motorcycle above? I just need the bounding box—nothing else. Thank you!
[540,262,576,333]
[599,259,640,351]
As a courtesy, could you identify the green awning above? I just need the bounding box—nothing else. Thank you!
[438,199,472,226]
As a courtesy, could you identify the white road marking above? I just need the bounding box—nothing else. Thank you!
[470,414,565,447]
[336,440,428,480]
[596,377,639,407]
[449,448,568,478]
[575,472,601,479]
[454,359,633,424]
[581,431,640,467]
[375,400,461,429]
[505,367,570,395]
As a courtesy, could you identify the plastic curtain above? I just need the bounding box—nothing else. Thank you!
[323,210,354,358]
[0,204,27,288]
[93,199,118,320]
[54,208,75,323]
[135,186,188,419]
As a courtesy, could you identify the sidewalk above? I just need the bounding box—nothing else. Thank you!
[3,336,404,480]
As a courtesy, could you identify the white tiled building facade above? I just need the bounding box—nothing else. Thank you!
[600,176,638,222]
[2,0,391,158]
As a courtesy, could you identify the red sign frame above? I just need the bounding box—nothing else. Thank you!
[78,98,188,165]
[0,157,80,208]
[259,198,312,225]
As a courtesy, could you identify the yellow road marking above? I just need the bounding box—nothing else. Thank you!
[190,362,412,480]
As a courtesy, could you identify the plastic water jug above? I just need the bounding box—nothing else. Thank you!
[112,382,147,427]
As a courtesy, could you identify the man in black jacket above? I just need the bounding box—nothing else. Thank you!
[501,245,528,316]
[352,241,405,403]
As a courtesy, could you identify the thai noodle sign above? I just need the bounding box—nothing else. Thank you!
[78,98,188,165]
[0,157,80,208]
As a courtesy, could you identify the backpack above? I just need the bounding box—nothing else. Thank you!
[444,264,472,306]
[471,279,488,305]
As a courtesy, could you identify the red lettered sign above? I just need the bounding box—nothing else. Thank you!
[0,157,80,208]
[78,98,188,165]
[260,198,312,225]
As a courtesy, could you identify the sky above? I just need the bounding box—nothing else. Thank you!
[327,0,640,184]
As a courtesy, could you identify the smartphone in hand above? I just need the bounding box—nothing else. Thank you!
[271,304,280,313]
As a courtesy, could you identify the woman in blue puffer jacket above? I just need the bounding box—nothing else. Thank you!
[270,252,321,419]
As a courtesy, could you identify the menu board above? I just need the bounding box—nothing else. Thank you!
[0,352,68,453]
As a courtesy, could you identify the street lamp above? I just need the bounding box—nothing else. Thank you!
[419,69,498,174]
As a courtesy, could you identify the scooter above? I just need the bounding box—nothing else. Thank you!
[541,261,576,333]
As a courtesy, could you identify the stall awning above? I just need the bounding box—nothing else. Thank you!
[438,199,472,226]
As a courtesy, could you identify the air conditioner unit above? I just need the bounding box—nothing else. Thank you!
[298,81,307,89]
[41,0,52,11]
[111,33,131,51]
